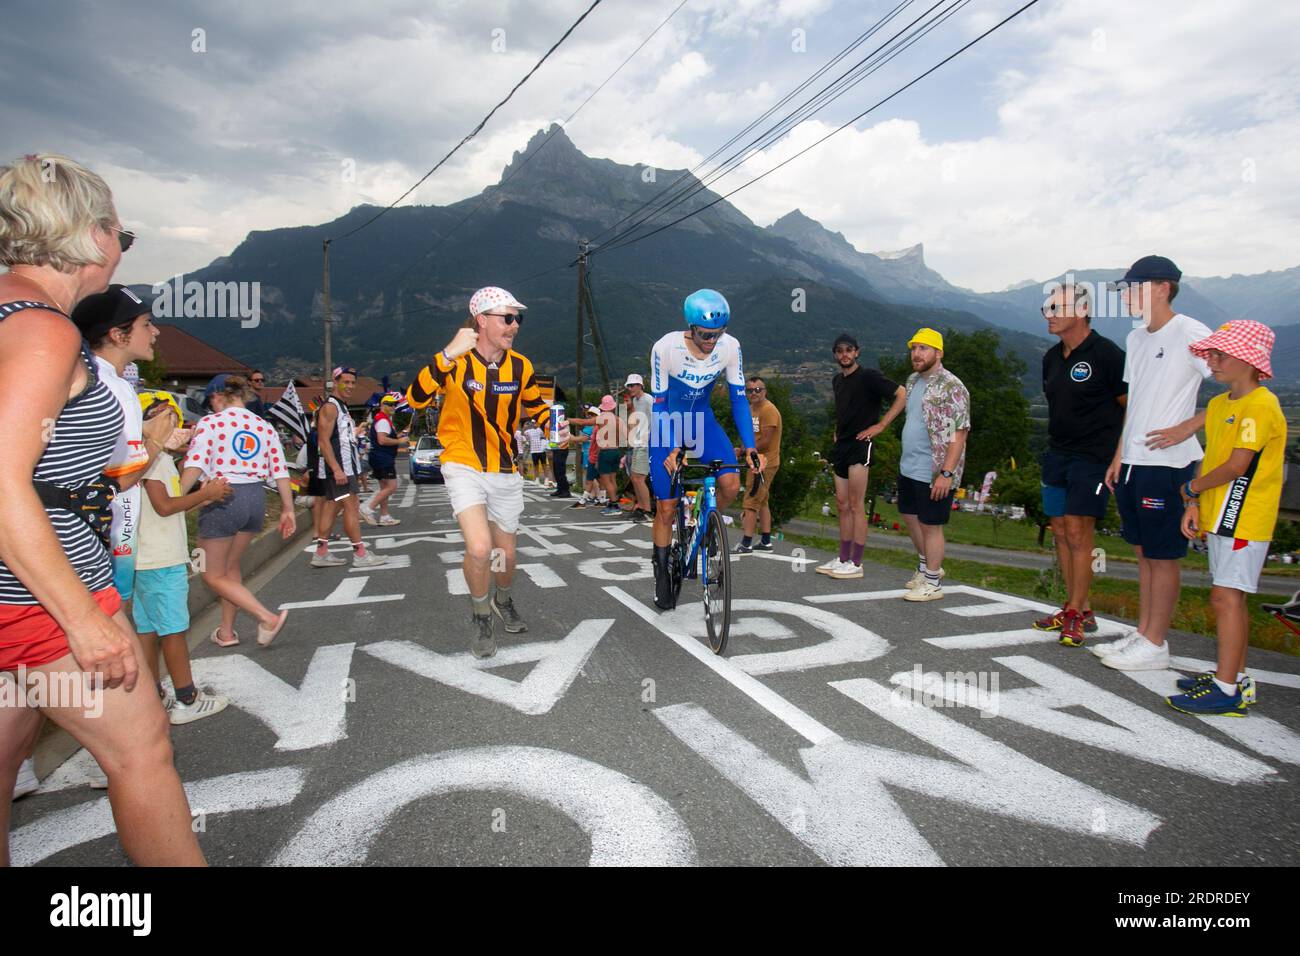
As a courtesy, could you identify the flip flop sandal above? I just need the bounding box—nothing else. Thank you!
[257,610,289,647]
[211,626,239,648]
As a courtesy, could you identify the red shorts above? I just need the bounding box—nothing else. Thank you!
[0,588,122,672]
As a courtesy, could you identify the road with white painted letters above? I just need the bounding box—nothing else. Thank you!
[11,479,1300,866]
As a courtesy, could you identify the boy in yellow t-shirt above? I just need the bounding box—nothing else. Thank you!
[1170,321,1286,716]
[135,392,234,724]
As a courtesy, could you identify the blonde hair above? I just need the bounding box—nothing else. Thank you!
[0,153,117,272]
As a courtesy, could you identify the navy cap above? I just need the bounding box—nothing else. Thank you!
[832,332,859,352]
[70,284,151,341]
[203,373,231,409]
[1117,255,1182,285]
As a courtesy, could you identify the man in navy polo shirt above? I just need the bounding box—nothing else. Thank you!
[1099,255,1212,671]
[1033,280,1127,647]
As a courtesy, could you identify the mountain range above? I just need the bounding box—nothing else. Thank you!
[145,124,1300,400]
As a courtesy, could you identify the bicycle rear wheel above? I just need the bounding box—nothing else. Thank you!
[702,510,731,654]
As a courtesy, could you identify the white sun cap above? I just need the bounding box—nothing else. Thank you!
[469,286,527,318]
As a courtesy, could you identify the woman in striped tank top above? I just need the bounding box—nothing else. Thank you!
[0,154,204,866]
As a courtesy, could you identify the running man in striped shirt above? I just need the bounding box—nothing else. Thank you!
[406,286,551,659]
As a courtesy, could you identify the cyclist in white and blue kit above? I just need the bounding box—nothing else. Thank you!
[650,289,766,609]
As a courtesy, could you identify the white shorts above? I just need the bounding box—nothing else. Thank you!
[1207,535,1269,593]
[442,462,525,534]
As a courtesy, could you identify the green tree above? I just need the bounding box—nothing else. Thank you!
[710,373,815,528]
[136,356,167,389]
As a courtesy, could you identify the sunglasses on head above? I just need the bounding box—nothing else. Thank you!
[486,312,524,326]
[691,327,722,342]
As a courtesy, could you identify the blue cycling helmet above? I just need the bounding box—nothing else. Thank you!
[683,289,730,329]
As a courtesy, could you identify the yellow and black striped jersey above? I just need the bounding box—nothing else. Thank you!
[406,348,550,473]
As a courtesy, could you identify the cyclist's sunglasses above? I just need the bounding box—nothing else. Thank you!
[691,327,722,342]
[485,312,524,326]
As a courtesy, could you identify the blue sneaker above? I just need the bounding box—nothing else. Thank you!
[1166,681,1247,717]
[1175,672,1258,706]
[1175,671,1214,692]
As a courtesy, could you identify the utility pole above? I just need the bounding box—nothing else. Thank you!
[322,238,333,394]
[575,238,588,408]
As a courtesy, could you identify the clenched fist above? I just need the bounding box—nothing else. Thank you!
[443,327,480,361]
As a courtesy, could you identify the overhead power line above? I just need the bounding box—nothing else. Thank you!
[376,0,689,292]
[595,0,972,256]
[593,0,1043,260]
[329,0,603,244]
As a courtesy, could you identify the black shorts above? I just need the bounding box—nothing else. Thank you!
[370,463,397,480]
[307,474,326,496]
[531,452,547,466]
[323,472,359,501]
[1040,449,1110,519]
[833,438,873,479]
[897,474,955,525]
[1114,462,1195,560]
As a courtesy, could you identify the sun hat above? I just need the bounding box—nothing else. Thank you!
[1189,320,1274,380]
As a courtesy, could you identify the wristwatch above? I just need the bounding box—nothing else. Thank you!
[940,469,954,479]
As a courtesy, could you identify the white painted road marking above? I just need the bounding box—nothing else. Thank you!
[1121,668,1300,766]
[279,576,404,610]
[656,600,891,675]
[272,747,697,866]
[11,768,307,867]
[943,601,1030,617]
[190,643,356,751]
[362,619,613,715]
[605,586,842,746]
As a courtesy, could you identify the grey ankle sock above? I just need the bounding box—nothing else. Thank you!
[494,585,511,607]
[471,592,491,618]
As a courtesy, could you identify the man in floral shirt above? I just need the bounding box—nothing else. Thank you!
[898,328,971,602]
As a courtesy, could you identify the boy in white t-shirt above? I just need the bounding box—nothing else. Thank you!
[1097,256,1213,672]
[135,392,232,724]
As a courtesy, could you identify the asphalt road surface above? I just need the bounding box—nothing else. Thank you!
[12,479,1300,866]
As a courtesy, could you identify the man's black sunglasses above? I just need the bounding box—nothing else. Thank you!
[485,312,524,326]
[691,327,722,342]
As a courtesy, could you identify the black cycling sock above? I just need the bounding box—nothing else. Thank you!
[741,536,753,548]
[761,533,771,545]
[174,683,198,706]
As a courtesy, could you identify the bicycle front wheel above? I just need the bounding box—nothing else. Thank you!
[702,510,731,655]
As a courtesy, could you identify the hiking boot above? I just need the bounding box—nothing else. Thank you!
[1058,608,1086,647]
[492,597,528,634]
[471,614,496,659]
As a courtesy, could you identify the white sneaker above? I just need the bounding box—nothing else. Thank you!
[815,558,842,576]
[352,551,391,569]
[1088,630,1141,659]
[359,505,379,526]
[1100,634,1170,671]
[906,568,945,589]
[378,515,401,526]
[170,689,230,725]
[311,552,347,568]
[13,758,38,799]
[829,562,863,579]
[904,582,944,602]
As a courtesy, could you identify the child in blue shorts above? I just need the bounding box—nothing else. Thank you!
[135,392,233,724]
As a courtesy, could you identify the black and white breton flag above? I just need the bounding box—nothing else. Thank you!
[267,380,311,445]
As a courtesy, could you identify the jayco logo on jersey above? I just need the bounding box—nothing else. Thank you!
[680,369,718,385]
[1070,362,1092,382]
[232,431,261,461]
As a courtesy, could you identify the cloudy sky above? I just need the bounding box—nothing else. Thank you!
[3,0,1297,291]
